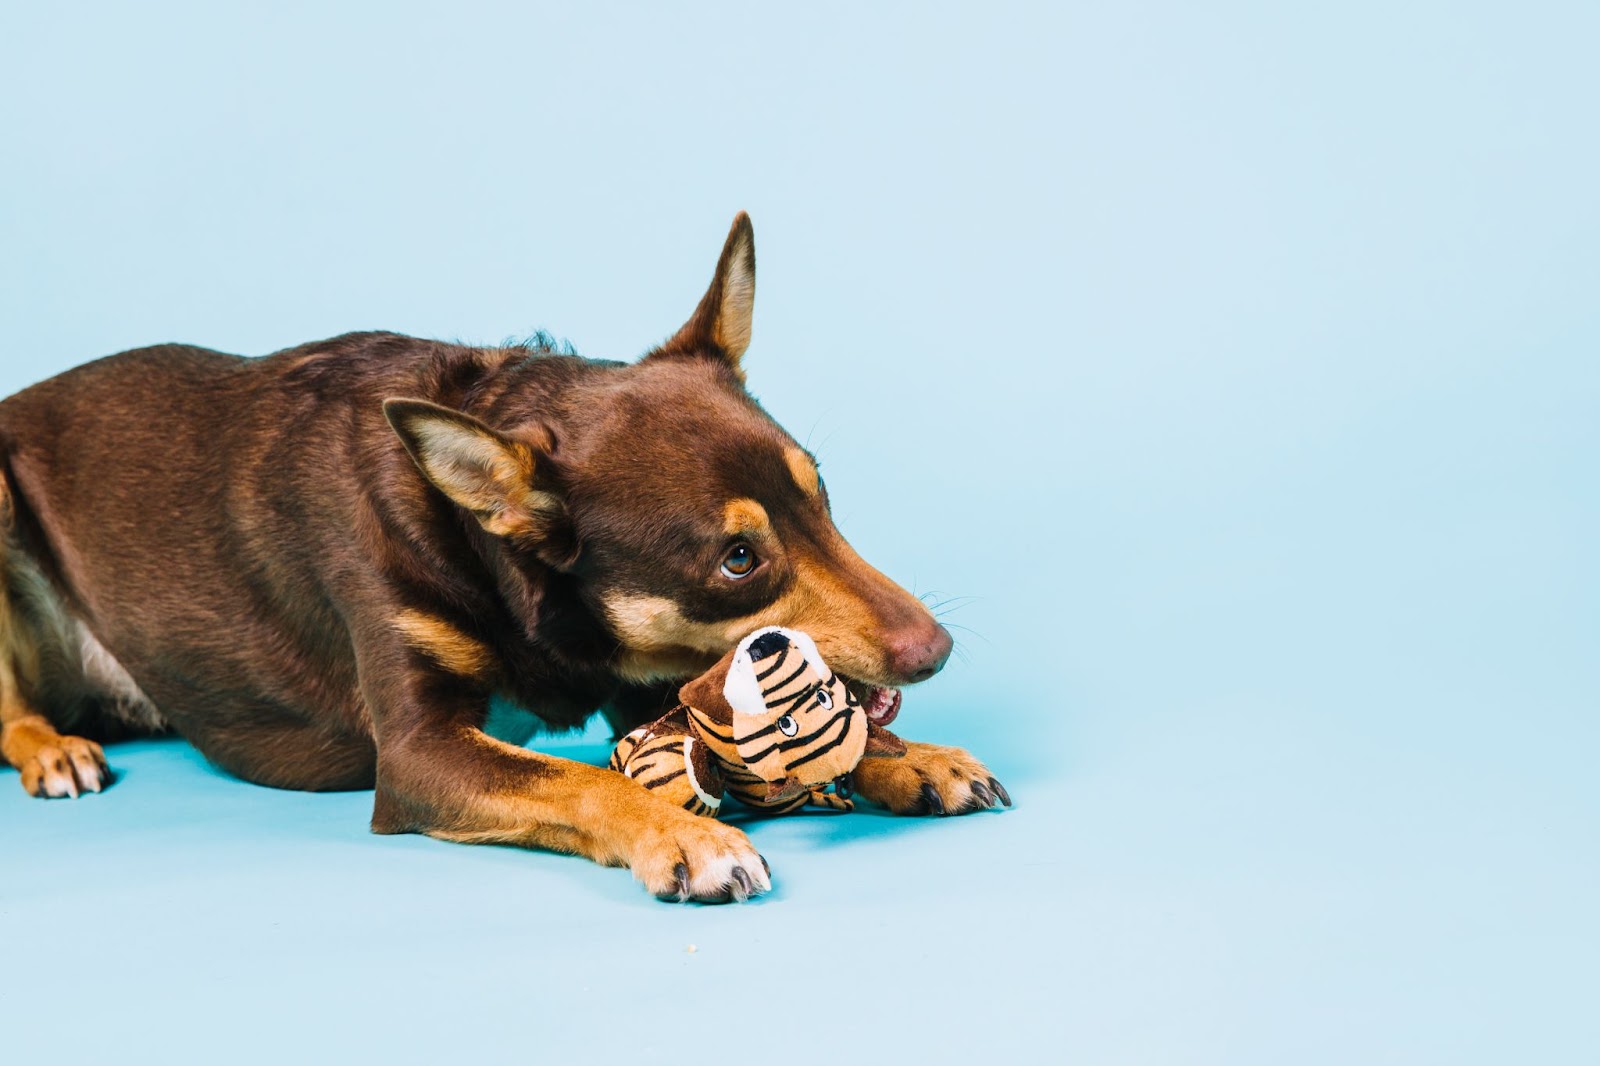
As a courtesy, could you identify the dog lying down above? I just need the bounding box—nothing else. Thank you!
[0,212,1007,901]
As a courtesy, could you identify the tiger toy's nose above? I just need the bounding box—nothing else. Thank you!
[886,624,953,684]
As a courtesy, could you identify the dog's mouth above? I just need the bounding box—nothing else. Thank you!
[846,679,902,727]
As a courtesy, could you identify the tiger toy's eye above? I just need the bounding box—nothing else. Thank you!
[776,714,799,737]
[720,544,757,579]
[814,686,833,710]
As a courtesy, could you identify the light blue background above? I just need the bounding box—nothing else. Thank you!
[2,3,1595,1063]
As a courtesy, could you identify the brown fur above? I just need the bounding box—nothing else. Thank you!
[0,213,993,899]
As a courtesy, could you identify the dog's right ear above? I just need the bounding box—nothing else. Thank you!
[652,212,756,375]
[383,398,574,565]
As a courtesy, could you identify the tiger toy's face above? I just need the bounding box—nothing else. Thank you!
[716,626,868,787]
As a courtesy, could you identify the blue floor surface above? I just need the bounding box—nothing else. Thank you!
[4,664,1591,1064]
[4,3,1597,1062]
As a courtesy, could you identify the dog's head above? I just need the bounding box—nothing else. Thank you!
[384,214,951,712]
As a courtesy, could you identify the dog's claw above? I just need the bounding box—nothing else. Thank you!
[921,783,945,816]
[672,863,691,902]
[759,855,771,878]
[988,777,1012,808]
[731,866,754,902]
[970,780,994,809]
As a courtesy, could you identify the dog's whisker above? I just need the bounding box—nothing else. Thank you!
[921,592,981,618]
[944,635,974,666]
[941,622,992,646]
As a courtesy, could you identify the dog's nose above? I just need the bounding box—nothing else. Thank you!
[887,624,954,684]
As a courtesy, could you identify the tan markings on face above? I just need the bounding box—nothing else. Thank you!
[601,531,937,687]
[775,548,907,684]
[722,497,771,537]
[392,609,496,678]
[603,594,728,683]
[784,448,820,496]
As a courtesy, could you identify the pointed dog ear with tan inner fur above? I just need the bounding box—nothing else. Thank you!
[383,398,574,566]
[654,212,756,374]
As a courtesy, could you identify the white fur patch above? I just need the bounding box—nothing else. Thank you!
[685,844,771,897]
[75,621,166,731]
[681,737,721,810]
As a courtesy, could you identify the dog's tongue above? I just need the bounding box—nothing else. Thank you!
[860,685,902,728]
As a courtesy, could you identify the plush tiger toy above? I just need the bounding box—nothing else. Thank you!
[609,626,906,816]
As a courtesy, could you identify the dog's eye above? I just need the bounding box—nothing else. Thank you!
[720,544,757,579]
[814,686,833,710]
[776,714,799,737]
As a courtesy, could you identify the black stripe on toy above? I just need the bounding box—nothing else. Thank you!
[640,767,687,789]
[754,645,791,680]
[785,715,851,771]
[761,660,809,696]
[740,707,850,765]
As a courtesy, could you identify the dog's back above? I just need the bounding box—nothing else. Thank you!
[0,335,498,785]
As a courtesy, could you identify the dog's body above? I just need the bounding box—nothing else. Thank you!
[0,216,1005,900]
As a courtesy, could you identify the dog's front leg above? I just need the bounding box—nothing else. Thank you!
[848,741,1012,816]
[361,644,769,902]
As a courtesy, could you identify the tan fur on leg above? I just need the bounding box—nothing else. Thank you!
[849,740,1009,816]
[1,712,109,797]
[375,727,769,901]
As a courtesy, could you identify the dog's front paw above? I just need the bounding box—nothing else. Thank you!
[629,807,772,903]
[848,741,1011,816]
[18,735,110,799]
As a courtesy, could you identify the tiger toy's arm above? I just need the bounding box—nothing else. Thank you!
[610,709,727,818]
[804,788,854,812]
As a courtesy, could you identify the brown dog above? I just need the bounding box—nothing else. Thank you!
[0,214,1006,901]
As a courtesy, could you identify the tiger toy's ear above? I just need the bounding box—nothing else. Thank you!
[863,722,907,759]
[678,628,805,725]
[678,646,740,725]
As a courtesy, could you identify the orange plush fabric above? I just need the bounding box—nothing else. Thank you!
[609,627,905,816]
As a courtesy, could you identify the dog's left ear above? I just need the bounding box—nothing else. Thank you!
[383,398,576,567]
[654,212,756,374]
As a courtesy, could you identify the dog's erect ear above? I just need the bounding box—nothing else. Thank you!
[383,398,573,562]
[655,212,756,372]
